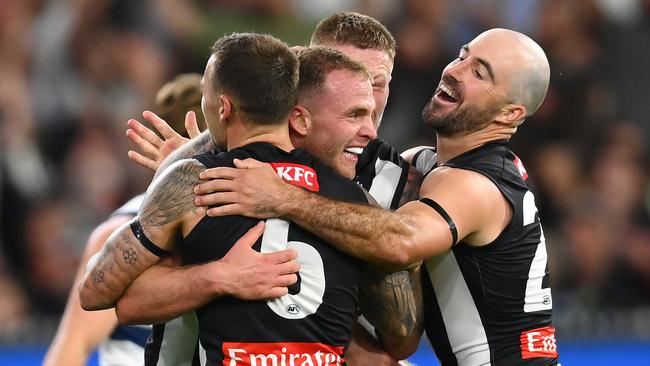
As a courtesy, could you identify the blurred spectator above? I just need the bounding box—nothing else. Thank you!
[0,0,648,347]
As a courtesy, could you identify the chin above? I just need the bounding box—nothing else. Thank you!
[337,167,355,180]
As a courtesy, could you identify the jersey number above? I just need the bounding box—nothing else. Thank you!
[522,191,552,312]
[261,218,326,319]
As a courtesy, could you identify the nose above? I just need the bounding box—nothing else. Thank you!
[445,58,469,80]
[359,116,378,141]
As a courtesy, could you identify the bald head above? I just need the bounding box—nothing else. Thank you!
[475,28,550,116]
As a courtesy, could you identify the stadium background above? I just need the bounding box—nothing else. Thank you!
[0,0,648,364]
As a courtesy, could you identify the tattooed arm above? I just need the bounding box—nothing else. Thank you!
[79,159,206,311]
[360,265,424,360]
[153,130,215,180]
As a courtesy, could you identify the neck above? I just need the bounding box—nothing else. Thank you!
[436,123,516,165]
[226,120,294,152]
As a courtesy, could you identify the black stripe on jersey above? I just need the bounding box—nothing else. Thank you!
[422,268,457,366]
[355,138,410,210]
[144,323,165,366]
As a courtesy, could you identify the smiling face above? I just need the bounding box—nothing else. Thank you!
[326,44,393,128]
[301,69,376,179]
[422,29,533,136]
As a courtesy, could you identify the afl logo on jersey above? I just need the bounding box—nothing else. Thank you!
[285,304,301,315]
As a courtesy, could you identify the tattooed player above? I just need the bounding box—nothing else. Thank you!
[79,33,385,365]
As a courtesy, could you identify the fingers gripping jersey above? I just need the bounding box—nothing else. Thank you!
[184,143,368,365]
[355,138,410,210]
[423,141,558,366]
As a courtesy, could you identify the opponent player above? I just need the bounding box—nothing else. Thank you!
[79,33,376,365]
[43,73,205,366]
[196,28,560,365]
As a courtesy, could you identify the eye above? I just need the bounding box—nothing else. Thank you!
[473,69,484,80]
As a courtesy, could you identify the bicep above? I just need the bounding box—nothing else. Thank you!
[139,158,207,247]
[394,199,457,261]
[415,167,504,248]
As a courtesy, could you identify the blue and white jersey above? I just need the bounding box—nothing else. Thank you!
[102,194,151,366]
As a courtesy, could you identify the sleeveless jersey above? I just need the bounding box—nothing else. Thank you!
[99,194,151,366]
[184,142,368,365]
[423,141,558,366]
[355,138,409,210]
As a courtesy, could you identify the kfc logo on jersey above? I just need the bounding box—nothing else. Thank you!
[271,163,320,192]
[223,342,344,366]
[520,326,558,359]
[513,155,529,180]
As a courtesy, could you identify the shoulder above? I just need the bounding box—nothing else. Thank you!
[151,158,205,187]
[310,160,368,204]
[142,158,206,210]
[418,166,506,241]
[422,166,501,204]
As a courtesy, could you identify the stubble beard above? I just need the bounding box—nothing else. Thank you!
[422,98,498,136]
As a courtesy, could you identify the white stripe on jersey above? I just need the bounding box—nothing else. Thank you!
[368,158,403,209]
[425,251,491,366]
[98,338,145,366]
[156,312,199,366]
[198,339,207,366]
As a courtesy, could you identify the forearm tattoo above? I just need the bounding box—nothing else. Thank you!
[360,265,423,339]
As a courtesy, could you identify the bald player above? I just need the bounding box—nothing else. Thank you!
[196,28,559,365]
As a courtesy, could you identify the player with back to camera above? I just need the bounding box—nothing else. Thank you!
[79,33,383,365]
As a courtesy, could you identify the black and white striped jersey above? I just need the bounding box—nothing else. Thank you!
[355,138,410,210]
[183,142,368,365]
[423,140,558,366]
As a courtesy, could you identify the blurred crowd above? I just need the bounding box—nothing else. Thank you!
[0,0,648,344]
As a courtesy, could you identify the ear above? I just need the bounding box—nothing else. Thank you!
[218,95,233,121]
[288,105,311,138]
[495,104,527,126]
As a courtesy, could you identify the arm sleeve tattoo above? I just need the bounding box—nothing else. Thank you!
[141,159,206,228]
[79,159,206,310]
[359,265,424,340]
[154,130,215,180]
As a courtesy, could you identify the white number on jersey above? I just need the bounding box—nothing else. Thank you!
[261,218,325,319]
[522,191,552,312]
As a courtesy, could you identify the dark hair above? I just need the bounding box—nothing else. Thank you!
[209,33,299,125]
[310,11,396,59]
[296,47,371,99]
[153,73,206,137]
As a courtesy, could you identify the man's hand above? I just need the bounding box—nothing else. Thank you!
[217,221,300,299]
[126,110,201,171]
[194,158,301,218]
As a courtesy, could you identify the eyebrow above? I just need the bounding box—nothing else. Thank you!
[462,44,496,84]
[349,106,371,116]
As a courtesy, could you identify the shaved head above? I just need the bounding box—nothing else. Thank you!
[423,28,551,135]
[478,28,550,116]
